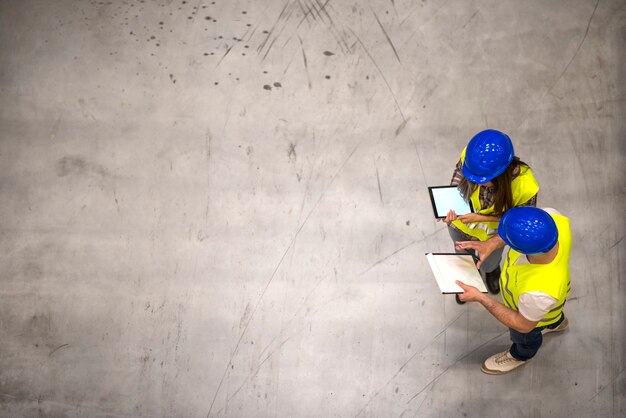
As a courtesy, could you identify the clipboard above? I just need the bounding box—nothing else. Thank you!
[427,186,474,219]
[425,252,488,294]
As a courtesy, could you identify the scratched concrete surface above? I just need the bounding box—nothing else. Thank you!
[0,0,624,417]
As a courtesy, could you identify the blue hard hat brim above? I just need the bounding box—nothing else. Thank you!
[498,230,557,254]
[461,161,509,184]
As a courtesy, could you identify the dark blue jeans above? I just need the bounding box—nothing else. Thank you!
[509,314,565,361]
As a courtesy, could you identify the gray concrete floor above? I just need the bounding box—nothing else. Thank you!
[0,0,624,417]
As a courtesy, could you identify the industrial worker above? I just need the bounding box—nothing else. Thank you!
[455,206,571,374]
[441,129,539,304]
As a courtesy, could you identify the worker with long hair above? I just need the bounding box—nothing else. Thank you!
[443,129,539,303]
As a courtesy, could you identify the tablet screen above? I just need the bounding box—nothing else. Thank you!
[428,186,473,218]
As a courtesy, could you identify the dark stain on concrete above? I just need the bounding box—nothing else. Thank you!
[56,156,108,178]
[56,156,87,177]
[287,143,297,161]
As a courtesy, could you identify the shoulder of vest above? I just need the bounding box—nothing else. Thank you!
[513,165,536,182]
[551,214,572,253]
[551,214,571,238]
[511,166,539,198]
[551,213,570,223]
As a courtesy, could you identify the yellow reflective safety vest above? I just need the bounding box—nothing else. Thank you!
[451,148,539,241]
[500,214,571,328]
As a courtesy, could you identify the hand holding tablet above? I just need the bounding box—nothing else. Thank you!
[427,186,473,219]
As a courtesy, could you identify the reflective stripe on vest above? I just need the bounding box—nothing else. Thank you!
[501,250,518,311]
[452,147,540,241]
[499,214,572,328]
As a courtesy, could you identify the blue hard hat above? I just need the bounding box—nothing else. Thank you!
[462,130,514,184]
[498,207,558,254]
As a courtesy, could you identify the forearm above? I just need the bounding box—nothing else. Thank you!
[454,235,505,268]
[474,214,500,222]
[477,294,536,333]
[486,234,506,251]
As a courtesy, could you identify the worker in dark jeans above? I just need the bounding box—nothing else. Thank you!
[455,207,570,374]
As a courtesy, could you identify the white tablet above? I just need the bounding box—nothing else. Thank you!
[427,186,474,219]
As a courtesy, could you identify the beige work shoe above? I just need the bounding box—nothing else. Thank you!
[481,350,526,375]
[541,317,569,335]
